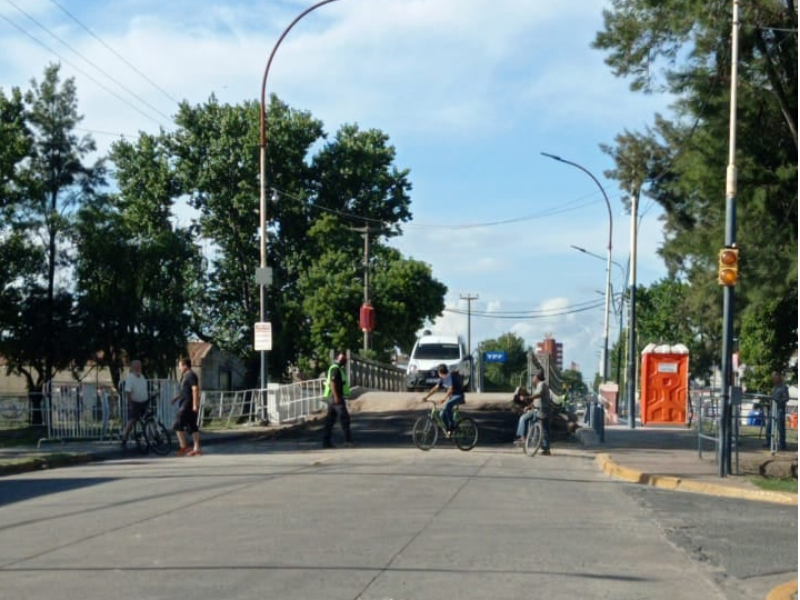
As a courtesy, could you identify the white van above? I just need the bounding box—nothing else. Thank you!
[406,332,471,391]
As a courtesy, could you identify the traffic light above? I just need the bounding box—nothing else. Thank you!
[717,246,739,286]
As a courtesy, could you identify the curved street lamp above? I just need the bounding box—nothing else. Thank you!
[258,0,344,389]
[542,152,613,383]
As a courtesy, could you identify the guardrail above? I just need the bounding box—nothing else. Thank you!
[347,352,406,392]
[200,379,328,428]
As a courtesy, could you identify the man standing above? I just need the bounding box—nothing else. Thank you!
[766,370,789,452]
[172,358,201,456]
[120,359,148,447]
[322,351,353,449]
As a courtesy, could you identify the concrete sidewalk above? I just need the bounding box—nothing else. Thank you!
[578,424,798,506]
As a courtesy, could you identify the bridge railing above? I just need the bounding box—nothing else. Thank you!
[346,351,406,392]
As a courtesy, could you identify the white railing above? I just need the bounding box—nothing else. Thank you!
[39,382,122,446]
[200,379,327,429]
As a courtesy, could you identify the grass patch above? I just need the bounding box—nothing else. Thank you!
[0,427,46,447]
[751,477,798,493]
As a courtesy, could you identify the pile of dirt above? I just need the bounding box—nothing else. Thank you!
[739,454,798,479]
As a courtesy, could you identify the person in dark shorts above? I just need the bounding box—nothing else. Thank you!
[171,357,201,456]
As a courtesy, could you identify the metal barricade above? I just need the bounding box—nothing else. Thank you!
[39,382,122,446]
[270,379,327,425]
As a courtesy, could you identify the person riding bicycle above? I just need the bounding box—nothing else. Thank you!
[514,370,551,455]
[422,364,465,435]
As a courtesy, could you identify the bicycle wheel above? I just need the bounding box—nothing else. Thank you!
[145,419,172,456]
[132,419,149,454]
[453,417,478,451]
[524,420,543,457]
[412,415,438,450]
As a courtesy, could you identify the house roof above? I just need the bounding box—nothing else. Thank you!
[187,341,213,366]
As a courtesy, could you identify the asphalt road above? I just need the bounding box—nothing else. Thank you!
[0,409,795,600]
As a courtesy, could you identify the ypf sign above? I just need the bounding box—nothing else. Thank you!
[483,351,507,363]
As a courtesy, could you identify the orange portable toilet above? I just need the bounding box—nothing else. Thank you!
[640,343,690,425]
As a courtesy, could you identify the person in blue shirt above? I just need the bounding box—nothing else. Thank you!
[423,364,465,435]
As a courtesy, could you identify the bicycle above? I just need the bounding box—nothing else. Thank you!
[523,415,545,457]
[412,399,478,451]
[129,396,173,456]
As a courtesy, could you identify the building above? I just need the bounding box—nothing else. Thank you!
[535,335,563,372]
[0,341,246,394]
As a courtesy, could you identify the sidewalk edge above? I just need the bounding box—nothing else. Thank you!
[765,579,798,600]
[595,453,799,506]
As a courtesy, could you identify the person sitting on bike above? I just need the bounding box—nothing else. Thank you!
[422,364,465,435]
[514,370,551,455]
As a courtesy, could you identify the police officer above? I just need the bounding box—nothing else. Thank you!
[322,350,353,449]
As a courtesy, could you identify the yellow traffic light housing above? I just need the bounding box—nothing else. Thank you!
[717,247,739,286]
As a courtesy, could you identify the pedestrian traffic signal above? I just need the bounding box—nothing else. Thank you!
[717,247,739,286]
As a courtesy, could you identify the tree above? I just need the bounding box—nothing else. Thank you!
[595,1,797,382]
[0,64,104,400]
[476,333,528,391]
[138,94,445,384]
[739,288,798,392]
[560,369,588,397]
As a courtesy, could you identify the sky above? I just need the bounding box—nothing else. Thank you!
[0,0,677,380]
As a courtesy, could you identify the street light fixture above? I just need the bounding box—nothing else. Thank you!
[543,152,614,382]
[258,0,343,390]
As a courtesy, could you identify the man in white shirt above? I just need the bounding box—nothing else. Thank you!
[120,360,149,446]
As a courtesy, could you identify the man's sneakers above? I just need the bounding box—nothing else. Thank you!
[177,446,192,456]
[541,449,551,456]
[186,449,202,456]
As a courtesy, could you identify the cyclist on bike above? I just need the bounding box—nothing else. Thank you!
[422,364,465,435]
[514,370,551,455]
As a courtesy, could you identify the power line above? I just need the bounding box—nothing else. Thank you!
[45,0,181,105]
[4,0,172,123]
[445,300,605,320]
[0,11,165,127]
[271,186,616,232]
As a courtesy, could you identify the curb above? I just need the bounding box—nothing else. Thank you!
[0,453,97,477]
[766,579,798,600]
[596,453,799,506]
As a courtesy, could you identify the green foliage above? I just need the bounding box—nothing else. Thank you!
[126,94,445,384]
[560,369,588,397]
[0,64,104,390]
[596,1,797,383]
[476,333,528,391]
[739,288,798,391]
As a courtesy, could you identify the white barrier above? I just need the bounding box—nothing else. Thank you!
[39,382,122,446]
[200,379,327,428]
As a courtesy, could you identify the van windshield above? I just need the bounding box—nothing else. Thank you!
[414,343,461,360]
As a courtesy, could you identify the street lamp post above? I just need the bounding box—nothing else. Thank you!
[544,152,614,382]
[258,0,343,390]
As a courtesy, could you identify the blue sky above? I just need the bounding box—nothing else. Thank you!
[0,0,676,379]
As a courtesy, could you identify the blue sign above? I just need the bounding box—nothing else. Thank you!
[484,351,507,363]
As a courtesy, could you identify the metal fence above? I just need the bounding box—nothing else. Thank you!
[37,379,179,446]
[39,382,122,446]
[347,352,406,392]
[200,379,328,428]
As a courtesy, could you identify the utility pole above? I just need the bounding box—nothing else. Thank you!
[460,293,478,391]
[719,0,741,477]
[626,185,639,429]
[351,225,385,353]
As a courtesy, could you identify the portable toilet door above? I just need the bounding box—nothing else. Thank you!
[640,343,690,425]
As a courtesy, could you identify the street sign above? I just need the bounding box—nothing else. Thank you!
[483,351,507,363]
[254,322,272,351]
[255,267,273,286]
